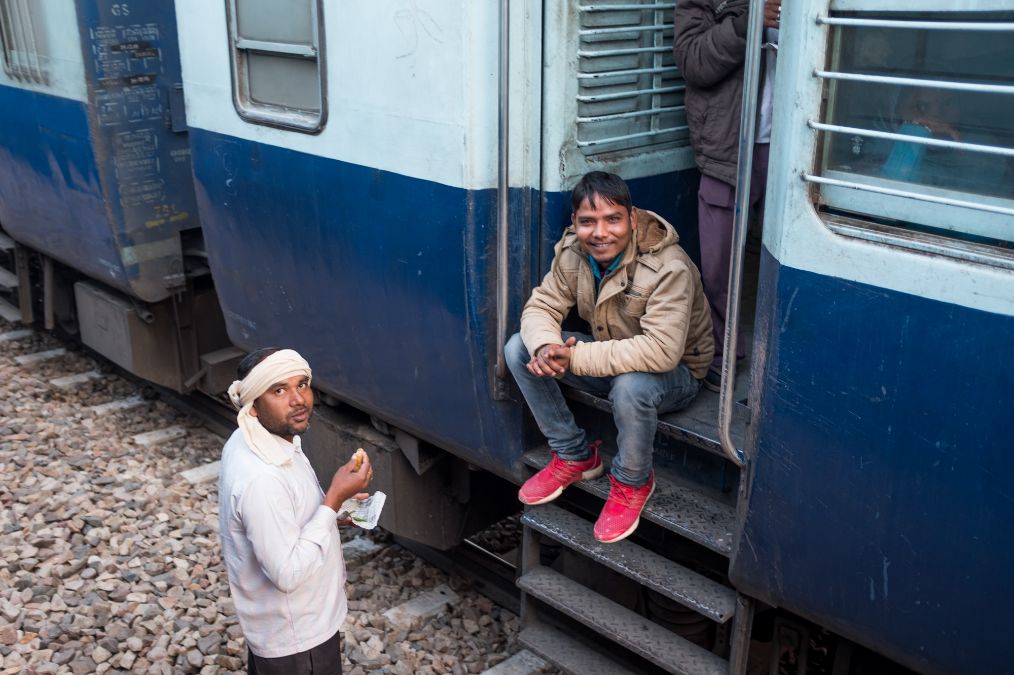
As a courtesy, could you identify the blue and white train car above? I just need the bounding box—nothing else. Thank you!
[0,0,230,390]
[731,1,1014,673]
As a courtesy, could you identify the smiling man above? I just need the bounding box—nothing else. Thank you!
[219,348,373,674]
[505,171,714,543]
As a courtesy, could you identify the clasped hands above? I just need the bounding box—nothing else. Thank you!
[527,336,577,379]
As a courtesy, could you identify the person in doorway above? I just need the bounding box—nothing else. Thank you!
[218,347,373,674]
[674,0,782,391]
[505,171,713,544]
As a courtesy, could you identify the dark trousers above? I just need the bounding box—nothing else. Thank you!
[697,143,770,372]
[248,630,342,675]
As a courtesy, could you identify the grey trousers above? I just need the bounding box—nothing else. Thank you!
[248,629,341,675]
[697,142,770,372]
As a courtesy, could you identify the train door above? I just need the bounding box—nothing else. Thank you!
[513,3,761,673]
[731,1,1014,673]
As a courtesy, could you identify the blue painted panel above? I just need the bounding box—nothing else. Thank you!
[0,86,118,285]
[190,130,528,472]
[733,250,1014,675]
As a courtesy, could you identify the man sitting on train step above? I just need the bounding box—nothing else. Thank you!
[506,171,714,544]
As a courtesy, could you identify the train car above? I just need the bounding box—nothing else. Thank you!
[1,0,1010,674]
[0,0,232,392]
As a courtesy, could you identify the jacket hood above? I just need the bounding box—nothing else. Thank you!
[560,206,679,259]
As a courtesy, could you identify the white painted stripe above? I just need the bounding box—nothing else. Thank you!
[0,330,32,343]
[381,584,461,629]
[175,1,547,192]
[180,461,220,484]
[341,536,386,563]
[88,395,146,415]
[132,426,187,447]
[480,650,549,675]
[14,348,66,365]
[50,370,103,389]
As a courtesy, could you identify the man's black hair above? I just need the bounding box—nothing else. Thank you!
[237,347,280,380]
[571,171,632,215]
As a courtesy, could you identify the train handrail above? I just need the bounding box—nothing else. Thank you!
[718,0,767,468]
[493,0,511,399]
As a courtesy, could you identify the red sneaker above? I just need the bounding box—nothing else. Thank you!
[518,446,604,505]
[593,472,655,543]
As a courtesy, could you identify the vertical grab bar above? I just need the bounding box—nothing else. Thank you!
[719,0,766,467]
[493,0,511,399]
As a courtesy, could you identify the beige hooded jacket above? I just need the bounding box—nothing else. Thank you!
[520,208,714,379]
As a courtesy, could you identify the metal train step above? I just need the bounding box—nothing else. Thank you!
[0,232,13,252]
[0,297,20,322]
[522,504,736,623]
[518,566,727,675]
[0,267,18,291]
[518,623,640,675]
[564,388,748,459]
[523,448,735,555]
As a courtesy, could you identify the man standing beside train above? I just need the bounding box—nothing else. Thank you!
[218,348,373,674]
[505,171,714,543]
[674,0,781,391]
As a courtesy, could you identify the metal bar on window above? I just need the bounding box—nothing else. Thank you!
[579,46,670,58]
[808,120,1014,158]
[17,0,43,84]
[814,70,1014,96]
[577,84,683,102]
[0,1,15,76]
[583,3,674,11]
[235,38,316,58]
[578,105,682,123]
[817,16,1014,31]
[578,65,677,79]
[803,173,1014,217]
[576,126,688,147]
[580,24,671,36]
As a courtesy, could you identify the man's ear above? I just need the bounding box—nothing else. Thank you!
[249,402,259,418]
[629,206,638,225]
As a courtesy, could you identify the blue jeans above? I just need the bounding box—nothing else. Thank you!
[505,332,701,486]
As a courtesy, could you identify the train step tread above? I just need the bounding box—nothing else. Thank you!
[0,297,21,322]
[0,267,18,290]
[564,388,748,459]
[518,567,727,675]
[521,504,736,623]
[518,623,640,675]
[523,447,734,555]
[0,232,13,251]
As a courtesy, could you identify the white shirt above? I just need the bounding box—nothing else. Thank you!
[218,429,347,658]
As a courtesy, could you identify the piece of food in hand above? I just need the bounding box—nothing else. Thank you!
[351,448,366,472]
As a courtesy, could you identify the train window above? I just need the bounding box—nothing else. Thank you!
[809,12,1014,250]
[577,0,689,155]
[226,0,326,133]
[0,0,49,86]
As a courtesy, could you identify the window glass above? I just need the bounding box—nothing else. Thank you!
[236,0,313,46]
[227,0,324,132]
[247,53,320,112]
[817,17,1014,247]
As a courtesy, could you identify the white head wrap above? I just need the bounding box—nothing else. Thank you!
[227,349,312,466]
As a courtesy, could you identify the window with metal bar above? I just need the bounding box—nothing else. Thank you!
[0,0,48,86]
[807,12,1014,249]
[226,0,325,132]
[577,1,688,155]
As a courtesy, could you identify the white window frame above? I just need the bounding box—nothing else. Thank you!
[803,3,1014,262]
[224,0,327,133]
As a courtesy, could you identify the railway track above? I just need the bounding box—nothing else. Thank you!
[0,313,557,675]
